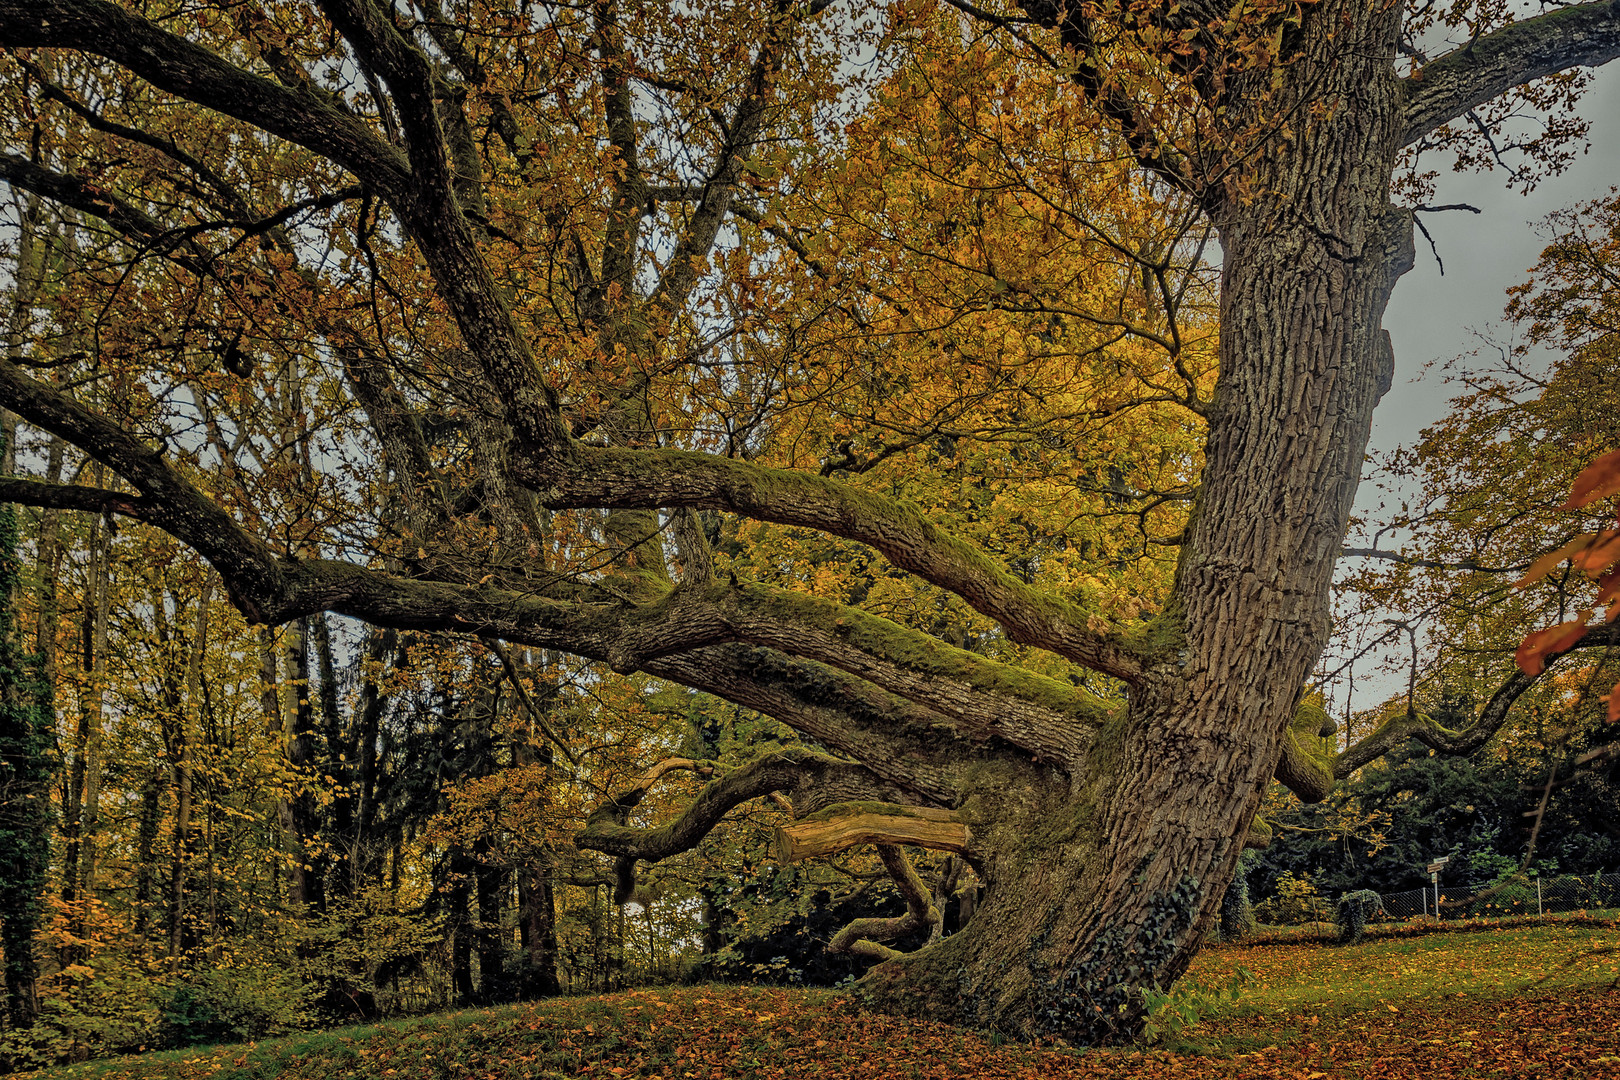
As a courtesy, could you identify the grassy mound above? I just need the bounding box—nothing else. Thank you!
[20,922,1619,1080]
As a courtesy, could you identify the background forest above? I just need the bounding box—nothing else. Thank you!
[2,0,1619,1069]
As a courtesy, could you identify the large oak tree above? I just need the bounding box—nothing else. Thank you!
[3,0,1620,1042]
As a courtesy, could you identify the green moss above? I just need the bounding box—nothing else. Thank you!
[745,585,1113,725]
[1276,700,1337,803]
[1084,710,1133,779]
[1122,597,1187,664]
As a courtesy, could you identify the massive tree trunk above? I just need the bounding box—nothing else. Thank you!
[856,2,1415,1038]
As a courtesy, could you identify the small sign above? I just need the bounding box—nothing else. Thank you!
[1426,858,1449,873]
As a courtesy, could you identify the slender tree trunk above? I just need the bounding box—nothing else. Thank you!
[168,583,210,968]
[475,847,508,1002]
[511,656,561,998]
[0,417,53,1028]
[131,765,166,949]
[311,611,364,912]
[61,488,110,953]
[517,864,560,997]
[284,615,325,914]
[447,847,475,1004]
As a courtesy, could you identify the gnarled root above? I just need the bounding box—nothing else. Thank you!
[828,844,940,962]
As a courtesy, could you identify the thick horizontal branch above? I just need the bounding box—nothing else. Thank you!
[0,476,144,518]
[576,749,815,862]
[0,374,1079,790]
[776,807,971,864]
[1402,0,1620,148]
[605,583,1106,766]
[1274,699,1337,803]
[643,647,971,804]
[530,445,1154,682]
[0,452,1032,796]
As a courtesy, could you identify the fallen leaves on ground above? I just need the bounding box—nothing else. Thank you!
[22,923,1620,1080]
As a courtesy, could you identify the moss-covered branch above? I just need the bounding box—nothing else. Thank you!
[1401,0,1620,148]
[1274,698,1337,803]
[531,445,1155,682]
[575,748,913,903]
[1327,622,1620,780]
[776,807,971,864]
[620,583,1109,766]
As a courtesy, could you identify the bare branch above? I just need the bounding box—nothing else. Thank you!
[0,0,410,195]
[0,476,143,519]
[1333,621,1620,777]
[1339,546,1524,574]
[482,638,580,766]
[313,0,453,192]
[0,359,287,618]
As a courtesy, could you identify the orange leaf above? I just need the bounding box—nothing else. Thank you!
[1598,567,1620,620]
[1515,619,1590,676]
[1571,529,1620,576]
[1608,683,1619,724]
[1513,534,1598,587]
[1564,448,1620,509]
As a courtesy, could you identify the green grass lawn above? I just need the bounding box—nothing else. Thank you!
[17,920,1620,1080]
[1191,920,1620,1012]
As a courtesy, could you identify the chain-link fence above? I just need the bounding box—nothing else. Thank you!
[1378,887,1429,920]
[1362,872,1620,923]
[1248,872,1620,937]
[1444,871,1620,919]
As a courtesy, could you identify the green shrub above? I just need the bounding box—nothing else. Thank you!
[1466,880,1538,917]
[1218,852,1258,941]
[1335,889,1382,944]
[0,961,165,1069]
[163,964,313,1047]
[1252,871,1324,926]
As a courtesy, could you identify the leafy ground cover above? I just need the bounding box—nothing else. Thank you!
[20,922,1620,1080]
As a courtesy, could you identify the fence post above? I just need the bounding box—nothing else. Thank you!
[1537,878,1543,916]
